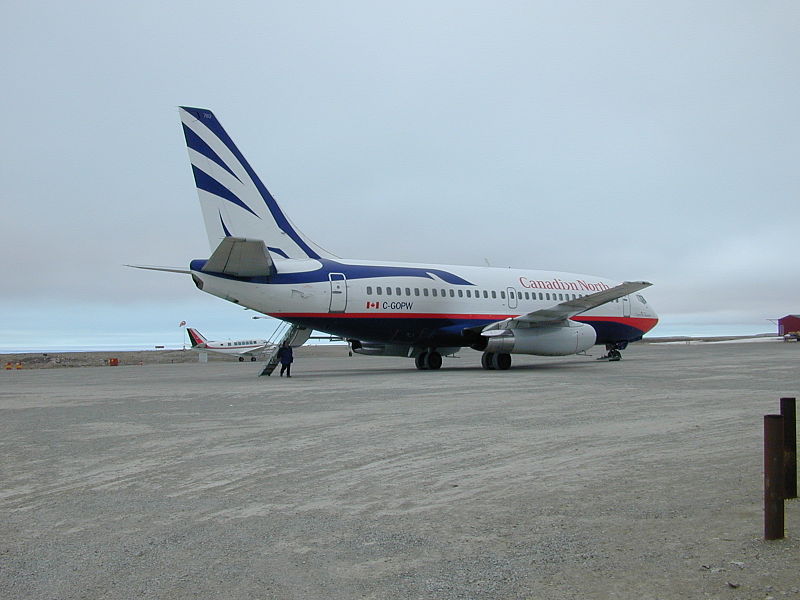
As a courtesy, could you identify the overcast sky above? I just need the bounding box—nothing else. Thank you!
[2,1,798,350]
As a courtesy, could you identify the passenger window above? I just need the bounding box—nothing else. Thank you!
[405,288,411,296]
[414,288,420,296]
[500,291,506,299]
[423,289,429,297]
[441,289,446,297]
[483,291,488,298]
[386,287,392,296]
[367,286,372,295]
[396,287,401,295]
[558,294,563,301]
[546,293,550,300]
[432,289,438,297]
[524,292,529,300]
[491,291,497,299]
[458,289,463,298]
[377,286,382,295]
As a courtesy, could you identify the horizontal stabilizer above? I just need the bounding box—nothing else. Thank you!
[202,237,274,277]
[126,264,192,274]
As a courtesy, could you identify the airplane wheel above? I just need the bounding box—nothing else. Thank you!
[609,349,621,361]
[481,352,495,370]
[492,353,512,370]
[238,356,244,362]
[415,352,428,370]
[425,351,442,370]
[250,356,257,362]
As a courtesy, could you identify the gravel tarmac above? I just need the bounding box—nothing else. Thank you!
[1,341,798,599]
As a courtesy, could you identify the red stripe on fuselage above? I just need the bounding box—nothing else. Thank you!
[270,312,658,334]
[571,315,659,334]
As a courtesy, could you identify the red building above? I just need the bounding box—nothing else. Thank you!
[778,315,800,336]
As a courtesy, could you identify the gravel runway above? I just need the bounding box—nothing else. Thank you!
[1,342,798,599]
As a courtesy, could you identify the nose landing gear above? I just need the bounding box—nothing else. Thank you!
[598,341,627,361]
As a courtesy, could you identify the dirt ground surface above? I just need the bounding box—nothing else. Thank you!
[1,341,798,599]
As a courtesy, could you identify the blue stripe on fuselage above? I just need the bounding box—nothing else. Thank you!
[190,258,474,285]
[274,315,645,347]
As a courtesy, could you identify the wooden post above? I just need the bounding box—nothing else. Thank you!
[764,414,785,540]
[780,398,797,499]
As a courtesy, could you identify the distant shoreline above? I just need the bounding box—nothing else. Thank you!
[1,334,784,370]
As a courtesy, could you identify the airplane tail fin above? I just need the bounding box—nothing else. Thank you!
[178,107,334,260]
[186,328,207,347]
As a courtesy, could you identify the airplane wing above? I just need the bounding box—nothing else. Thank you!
[482,281,652,333]
[202,237,274,277]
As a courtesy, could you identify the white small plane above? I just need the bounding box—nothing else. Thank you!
[134,107,658,371]
[186,327,271,361]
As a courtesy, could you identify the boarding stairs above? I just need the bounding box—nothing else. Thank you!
[259,322,310,376]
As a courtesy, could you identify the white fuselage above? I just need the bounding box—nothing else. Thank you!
[191,257,658,348]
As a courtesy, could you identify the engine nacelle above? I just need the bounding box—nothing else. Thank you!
[484,322,596,356]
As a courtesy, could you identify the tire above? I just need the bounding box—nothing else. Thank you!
[481,352,495,370]
[415,352,428,370]
[425,351,442,370]
[238,356,244,362]
[492,353,512,370]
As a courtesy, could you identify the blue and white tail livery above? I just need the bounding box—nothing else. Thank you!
[180,106,332,260]
[140,107,658,371]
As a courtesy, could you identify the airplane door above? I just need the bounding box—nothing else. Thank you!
[506,287,518,310]
[622,295,631,318]
[328,273,347,313]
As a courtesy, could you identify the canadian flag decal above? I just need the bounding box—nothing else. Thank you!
[366,301,380,309]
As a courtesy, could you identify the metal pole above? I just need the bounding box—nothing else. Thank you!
[764,414,785,540]
[780,397,797,499]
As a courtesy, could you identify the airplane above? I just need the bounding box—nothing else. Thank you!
[133,106,658,371]
[186,327,272,361]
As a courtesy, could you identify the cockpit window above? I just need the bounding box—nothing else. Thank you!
[636,294,647,304]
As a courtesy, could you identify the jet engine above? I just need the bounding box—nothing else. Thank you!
[483,322,596,356]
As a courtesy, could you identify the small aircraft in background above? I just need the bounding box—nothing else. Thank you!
[186,327,272,361]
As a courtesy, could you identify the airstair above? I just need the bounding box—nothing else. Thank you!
[259,322,310,376]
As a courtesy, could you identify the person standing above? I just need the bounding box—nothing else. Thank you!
[277,342,293,377]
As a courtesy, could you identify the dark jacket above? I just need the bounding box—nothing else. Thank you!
[277,346,293,365]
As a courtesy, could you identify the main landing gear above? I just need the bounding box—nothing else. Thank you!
[481,352,512,370]
[415,350,443,370]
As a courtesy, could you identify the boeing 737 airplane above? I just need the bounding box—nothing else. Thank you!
[134,107,658,371]
[186,327,271,361]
